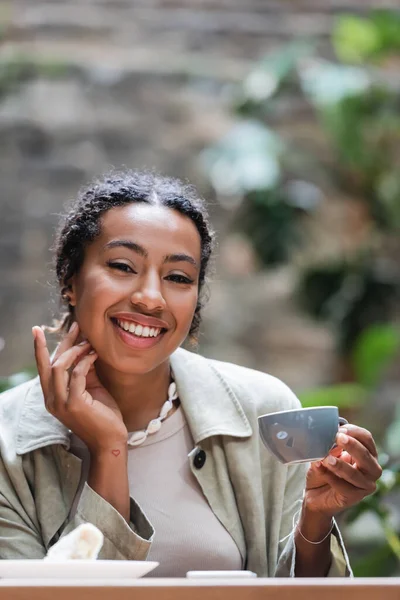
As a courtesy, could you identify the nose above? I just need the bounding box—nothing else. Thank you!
[130,270,167,313]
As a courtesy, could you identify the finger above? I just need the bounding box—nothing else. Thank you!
[335,450,353,465]
[336,433,382,480]
[51,343,92,412]
[51,321,80,364]
[322,453,378,492]
[325,447,354,468]
[68,353,98,408]
[338,424,378,458]
[319,468,368,510]
[32,326,52,401]
[328,444,344,459]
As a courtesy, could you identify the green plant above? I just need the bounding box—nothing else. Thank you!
[333,11,400,64]
[200,10,400,575]
[201,10,400,353]
[300,324,400,576]
[298,258,399,354]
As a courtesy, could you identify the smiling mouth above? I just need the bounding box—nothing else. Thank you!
[111,317,167,339]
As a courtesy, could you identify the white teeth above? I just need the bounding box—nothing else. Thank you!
[116,320,163,338]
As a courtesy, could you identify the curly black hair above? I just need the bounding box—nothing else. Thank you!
[52,169,215,342]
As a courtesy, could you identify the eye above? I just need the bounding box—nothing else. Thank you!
[166,274,195,285]
[107,261,136,274]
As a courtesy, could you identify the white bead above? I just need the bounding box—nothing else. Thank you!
[127,378,178,448]
[168,382,177,400]
[128,431,147,446]
[160,400,173,419]
[147,418,162,434]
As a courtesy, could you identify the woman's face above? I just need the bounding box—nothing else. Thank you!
[69,203,201,374]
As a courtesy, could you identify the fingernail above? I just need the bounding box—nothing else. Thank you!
[89,350,97,355]
[339,426,348,433]
[327,455,336,466]
[69,322,78,334]
[78,339,89,346]
[32,326,42,339]
[338,433,349,445]
[315,461,321,468]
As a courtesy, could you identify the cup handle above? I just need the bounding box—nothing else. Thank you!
[329,416,349,451]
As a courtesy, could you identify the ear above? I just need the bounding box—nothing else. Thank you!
[66,277,77,307]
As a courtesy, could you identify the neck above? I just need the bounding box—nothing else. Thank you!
[94,359,172,432]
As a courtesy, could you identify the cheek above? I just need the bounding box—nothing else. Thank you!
[74,272,123,320]
[170,288,198,328]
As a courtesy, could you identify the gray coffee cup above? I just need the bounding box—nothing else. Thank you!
[258,406,348,465]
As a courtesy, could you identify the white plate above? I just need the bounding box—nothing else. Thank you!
[0,560,159,580]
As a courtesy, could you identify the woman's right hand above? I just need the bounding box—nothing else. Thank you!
[32,322,128,455]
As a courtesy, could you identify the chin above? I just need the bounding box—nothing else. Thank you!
[97,351,169,376]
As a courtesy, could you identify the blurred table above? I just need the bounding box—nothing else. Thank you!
[0,578,399,600]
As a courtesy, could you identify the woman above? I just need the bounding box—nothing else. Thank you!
[0,170,381,576]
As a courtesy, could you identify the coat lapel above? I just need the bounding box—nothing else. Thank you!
[16,377,70,455]
[170,348,252,442]
[171,348,253,566]
[15,348,254,562]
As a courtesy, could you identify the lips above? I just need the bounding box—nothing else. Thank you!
[111,318,166,350]
[110,311,169,330]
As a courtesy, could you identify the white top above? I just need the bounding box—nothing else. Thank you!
[127,405,242,577]
[70,405,242,577]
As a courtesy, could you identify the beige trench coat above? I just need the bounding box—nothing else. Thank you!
[0,347,351,576]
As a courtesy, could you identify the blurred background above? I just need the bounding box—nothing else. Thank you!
[1,0,400,576]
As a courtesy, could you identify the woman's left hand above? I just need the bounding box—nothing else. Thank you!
[304,424,383,517]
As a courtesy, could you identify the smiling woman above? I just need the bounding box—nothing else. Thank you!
[0,170,381,578]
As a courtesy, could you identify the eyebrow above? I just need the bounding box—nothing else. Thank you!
[104,240,199,268]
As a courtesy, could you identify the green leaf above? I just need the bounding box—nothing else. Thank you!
[200,120,283,197]
[242,40,314,102]
[299,59,370,106]
[376,171,400,230]
[370,10,400,54]
[385,405,400,456]
[352,542,399,577]
[333,15,381,63]
[236,189,302,266]
[352,324,400,388]
[298,383,368,409]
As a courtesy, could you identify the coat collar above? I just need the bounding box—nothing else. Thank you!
[16,347,252,455]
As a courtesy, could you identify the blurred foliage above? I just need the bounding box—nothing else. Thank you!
[299,323,400,412]
[353,324,400,389]
[345,457,400,576]
[201,9,400,576]
[298,382,367,410]
[298,257,399,354]
[0,368,36,394]
[333,12,400,63]
[300,323,400,576]
[0,54,72,99]
[201,8,400,354]
[0,12,71,98]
